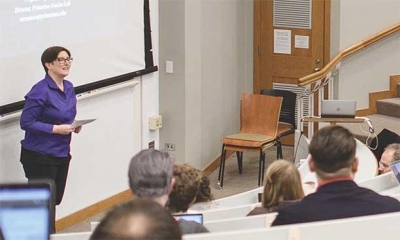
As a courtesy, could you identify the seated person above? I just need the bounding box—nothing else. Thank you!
[247,159,304,216]
[194,170,214,204]
[90,198,181,240]
[128,149,208,234]
[168,163,202,213]
[167,163,209,233]
[379,143,400,174]
[272,125,400,226]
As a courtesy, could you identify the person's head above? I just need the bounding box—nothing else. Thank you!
[262,160,304,209]
[41,46,72,76]
[168,164,202,213]
[128,149,175,205]
[308,125,358,180]
[194,173,213,204]
[379,143,400,174]
[90,198,182,240]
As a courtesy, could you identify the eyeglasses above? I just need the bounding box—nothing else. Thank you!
[56,57,73,64]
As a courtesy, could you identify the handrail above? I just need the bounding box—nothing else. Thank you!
[298,22,400,87]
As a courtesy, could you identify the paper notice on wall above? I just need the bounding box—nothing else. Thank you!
[295,35,310,49]
[274,29,291,54]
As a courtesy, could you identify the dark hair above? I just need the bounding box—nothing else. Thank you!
[90,199,182,240]
[128,149,174,198]
[195,174,213,203]
[309,125,356,173]
[41,46,71,73]
[168,164,201,213]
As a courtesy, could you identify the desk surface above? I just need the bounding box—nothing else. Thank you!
[299,138,378,192]
[302,117,365,124]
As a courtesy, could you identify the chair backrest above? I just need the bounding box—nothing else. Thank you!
[50,232,92,240]
[358,172,399,193]
[183,211,400,240]
[240,93,282,137]
[213,186,263,207]
[260,89,296,128]
[204,212,277,233]
[201,203,261,222]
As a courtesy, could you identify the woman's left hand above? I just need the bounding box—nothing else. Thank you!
[74,126,82,133]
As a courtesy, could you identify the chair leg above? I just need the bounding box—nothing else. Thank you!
[258,149,263,186]
[276,137,283,159]
[261,152,266,185]
[236,151,243,174]
[220,148,227,189]
[218,144,226,186]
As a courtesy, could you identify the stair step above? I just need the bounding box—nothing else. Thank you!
[397,83,400,97]
[376,98,400,118]
[338,114,400,144]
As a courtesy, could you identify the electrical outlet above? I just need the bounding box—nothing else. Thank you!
[165,143,175,151]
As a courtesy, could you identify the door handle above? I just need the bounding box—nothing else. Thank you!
[314,67,320,72]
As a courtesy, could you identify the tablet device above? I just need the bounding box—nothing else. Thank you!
[0,182,52,240]
[173,213,203,224]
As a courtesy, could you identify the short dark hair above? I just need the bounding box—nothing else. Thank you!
[309,125,356,173]
[41,46,71,73]
[128,149,174,198]
[90,199,182,240]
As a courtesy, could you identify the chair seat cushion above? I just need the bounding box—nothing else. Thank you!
[224,133,274,147]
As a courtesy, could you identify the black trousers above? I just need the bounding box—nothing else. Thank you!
[20,147,71,206]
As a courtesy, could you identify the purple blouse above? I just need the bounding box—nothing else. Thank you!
[20,74,77,157]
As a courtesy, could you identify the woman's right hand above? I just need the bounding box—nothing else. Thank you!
[52,125,75,135]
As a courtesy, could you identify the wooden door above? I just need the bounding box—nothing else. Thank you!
[254,0,330,93]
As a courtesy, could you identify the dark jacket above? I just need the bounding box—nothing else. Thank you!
[272,180,400,226]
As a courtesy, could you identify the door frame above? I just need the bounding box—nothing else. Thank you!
[253,0,331,94]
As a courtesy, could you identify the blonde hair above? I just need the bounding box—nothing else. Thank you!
[262,160,304,209]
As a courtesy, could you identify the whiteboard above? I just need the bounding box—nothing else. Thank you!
[0,80,142,219]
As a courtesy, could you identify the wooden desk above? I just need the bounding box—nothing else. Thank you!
[302,117,365,125]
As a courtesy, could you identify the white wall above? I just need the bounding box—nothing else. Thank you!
[159,0,253,169]
[0,0,160,219]
[331,0,400,108]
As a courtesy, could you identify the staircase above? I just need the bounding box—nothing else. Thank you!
[344,82,400,144]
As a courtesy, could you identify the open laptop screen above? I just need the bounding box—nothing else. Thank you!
[0,183,51,240]
[173,213,204,225]
[320,100,356,118]
[389,161,400,184]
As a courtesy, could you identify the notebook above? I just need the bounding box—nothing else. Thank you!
[320,100,356,118]
[0,182,53,240]
[389,160,400,184]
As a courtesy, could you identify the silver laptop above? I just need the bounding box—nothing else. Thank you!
[320,100,356,118]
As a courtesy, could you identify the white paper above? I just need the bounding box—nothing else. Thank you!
[295,35,309,49]
[72,119,96,128]
[274,29,291,54]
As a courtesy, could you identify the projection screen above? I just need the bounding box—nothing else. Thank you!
[0,0,154,113]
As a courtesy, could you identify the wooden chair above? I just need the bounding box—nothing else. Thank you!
[217,93,282,188]
[260,89,296,159]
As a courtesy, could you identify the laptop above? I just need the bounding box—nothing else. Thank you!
[389,160,400,184]
[320,100,356,118]
[0,182,53,240]
[173,213,204,224]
